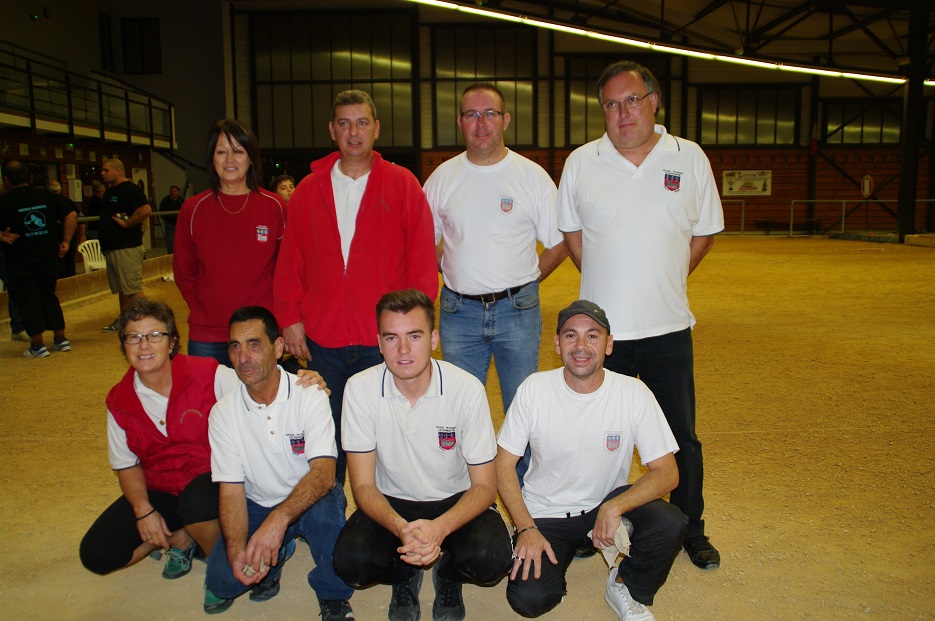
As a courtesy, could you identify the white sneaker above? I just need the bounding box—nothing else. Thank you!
[604,571,654,621]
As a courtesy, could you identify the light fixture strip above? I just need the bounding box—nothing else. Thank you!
[403,0,929,86]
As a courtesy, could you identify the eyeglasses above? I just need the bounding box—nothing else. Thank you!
[123,332,170,345]
[600,93,653,112]
[460,109,504,121]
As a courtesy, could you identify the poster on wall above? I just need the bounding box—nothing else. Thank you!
[722,170,772,196]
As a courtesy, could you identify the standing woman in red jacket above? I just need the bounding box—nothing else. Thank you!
[173,119,287,366]
[79,298,238,581]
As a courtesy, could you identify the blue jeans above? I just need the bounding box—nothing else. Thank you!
[306,339,384,485]
[439,282,541,482]
[603,328,706,538]
[163,220,176,255]
[206,486,353,602]
[188,339,232,368]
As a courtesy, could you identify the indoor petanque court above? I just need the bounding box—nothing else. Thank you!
[1,235,932,620]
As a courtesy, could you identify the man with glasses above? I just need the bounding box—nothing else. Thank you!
[556,61,724,571]
[423,83,566,484]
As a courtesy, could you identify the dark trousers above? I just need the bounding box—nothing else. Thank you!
[306,339,383,485]
[79,472,218,575]
[506,486,687,618]
[8,258,65,336]
[333,492,512,588]
[603,328,707,538]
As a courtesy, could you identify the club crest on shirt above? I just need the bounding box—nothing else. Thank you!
[288,433,305,455]
[499,197,514,214]
[256,225,269,242]
[437,427,457,451]
[604,432,621,453]
[664,170,681,192]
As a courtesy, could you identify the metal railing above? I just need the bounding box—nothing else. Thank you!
[788,199,935,236]
[0,41,175,146]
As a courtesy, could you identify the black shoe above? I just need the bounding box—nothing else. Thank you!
[683,535,720,569]
[249,573,281,602]
[203,586,234,614]
[389,570,423,621]
[574,535,597,559]
[432,566,465,621]
[319,598,354,620]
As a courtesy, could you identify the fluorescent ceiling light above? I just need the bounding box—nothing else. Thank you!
[403,0,926,85]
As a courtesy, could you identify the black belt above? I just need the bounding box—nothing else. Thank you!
[458,281,535,304]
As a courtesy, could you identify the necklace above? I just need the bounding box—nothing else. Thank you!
[216,192,250,215]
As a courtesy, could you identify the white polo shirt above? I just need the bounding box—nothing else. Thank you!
[556,126,724,340]
[425,150,562,295]
[331,161,370,265]
[209,367,336,508]
[342,359,497,502]
[108,365,241,469]
[498,368,679,519]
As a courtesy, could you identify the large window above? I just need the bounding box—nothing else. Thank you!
[251,11,414,150]
[564,57,667,146]
[431,25,535,147]
[121,18,161,75]
[699,86,797,145]
[824,100,901,144]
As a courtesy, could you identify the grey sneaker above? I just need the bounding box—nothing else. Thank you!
[101,320,118,332]
[389,570,423,621]
[432,566,465,621]
[52,339,71,352]
[24,345,50,359]
[604,571,654,621]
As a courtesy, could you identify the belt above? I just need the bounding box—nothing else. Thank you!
[458,281,535,304]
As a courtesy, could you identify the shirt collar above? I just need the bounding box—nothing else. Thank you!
[380,359,444,401]
[240,366,291,412]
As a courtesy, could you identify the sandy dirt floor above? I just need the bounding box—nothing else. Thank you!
[1,237,932,620]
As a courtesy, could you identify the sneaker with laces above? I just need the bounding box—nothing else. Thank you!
[249,538,296,602]
[319,598,354,620]
[432,565,465,621]
[683,535,720,569]
[12,331,29,342]
[52,339,71,352]
[389,570,422,621]
[24,345,50,359]
[101,320,118,332]
[604,571,654,621]
[203,585,234,614]
[162,539,197,579]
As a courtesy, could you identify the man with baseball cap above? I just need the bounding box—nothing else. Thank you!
[496,300,687,620]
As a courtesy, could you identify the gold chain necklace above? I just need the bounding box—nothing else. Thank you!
[216,192,250,215]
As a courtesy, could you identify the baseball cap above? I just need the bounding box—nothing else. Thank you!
[556,300,611,333]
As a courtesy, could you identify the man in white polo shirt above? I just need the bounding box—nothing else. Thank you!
[205,306,353,620]
[497,300,687,621]
[334,289,512,621]
[557,60,724,570]
[424,83,566,483]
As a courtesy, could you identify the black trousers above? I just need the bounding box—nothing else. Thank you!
[79,472,218,575]
[8,257,65,337]
[333,492,513,587]
[506,485,687,618]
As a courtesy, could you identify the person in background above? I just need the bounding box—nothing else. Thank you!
[98,158,152,332]
[158,185,183,255]
[272,175,295,204]
[85,180,106,241]
[174,119,287,367]
[46,179,82,278]
[0,161,76,357]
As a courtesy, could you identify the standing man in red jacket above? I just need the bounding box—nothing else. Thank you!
[274,89,438,484]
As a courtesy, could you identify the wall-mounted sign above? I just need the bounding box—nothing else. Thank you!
[19,143,29,156]
[723,170,772,196]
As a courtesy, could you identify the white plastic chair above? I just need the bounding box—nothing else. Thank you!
[77,239,106,272]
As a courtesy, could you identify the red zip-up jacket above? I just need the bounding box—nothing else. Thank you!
[274,150,438,348]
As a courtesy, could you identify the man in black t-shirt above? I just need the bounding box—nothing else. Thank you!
[0,161,77,358]
[98,158,152,331]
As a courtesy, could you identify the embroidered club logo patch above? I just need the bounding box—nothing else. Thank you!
[256,225,269,242]
[605,432,621,453]
[289,434,306,455]
[499,197,514,214]
[438,431,457,451]
[664,171,681,192]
